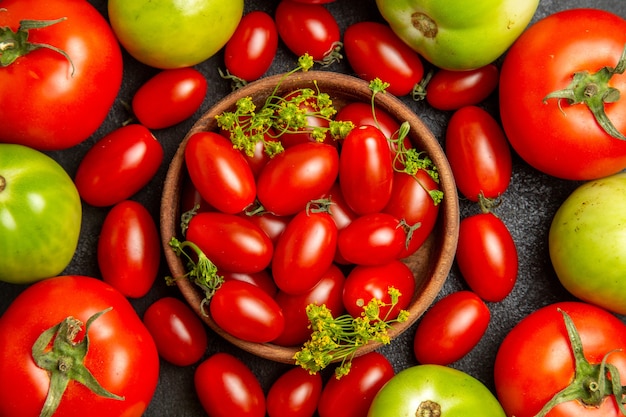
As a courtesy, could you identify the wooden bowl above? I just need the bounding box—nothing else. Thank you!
[160,71,459,364]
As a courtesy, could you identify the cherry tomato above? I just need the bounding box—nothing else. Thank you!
[210,280,285,343]
[425,64,499,111]
[317,352,394,417]
[322,182,358,230]
[180,175,214,214]
[344,21,424,96]
[222,269,278,298]
[224,11,278,82]
[267,366,323,417]
[277,91,334,148]
[339,125,393,214]
[343,260,415,320]
[97,200,160,298]
[413,291,490,366]
[445,106,512,202]
[132,67,207,130]
[334,101,400,139]
[74,124,163,207]
[143,297,208,366]
[243,212,292,246]
[194,352,265,417]
[456,212,518,302]
[185,131,256,214]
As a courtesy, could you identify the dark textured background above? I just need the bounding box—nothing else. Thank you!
[1,0,626,416]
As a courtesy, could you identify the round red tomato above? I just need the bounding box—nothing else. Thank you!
[0,0,123,150]
[0,275,159,417]
[74,124,163,207]
[267,366,323,417]
[445,106,512,202]
[413,291,490,366]
[132,67,207,129]
[97,200,160,298]
[143,297,208,367]
[499,8,626,180]
[456,212,518,302]
[195,352,265,417]
[494,301,626,417]
[425,64,499,111]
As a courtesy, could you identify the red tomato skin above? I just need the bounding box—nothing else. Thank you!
[322,182,358,230]
[340,125,394,215]
[222,269,279,298]
[0,275,159,417]
[445,106,512,202]
[413,291,490,366]
[225,11,278,81]
[344,21,424,96]
[317,352,395,417]
[494,301,626,417]
[186,212,274,273]
[143,297,208,366]
[456,213,518,302]
[275,0,340,61]
[74,124,163,207]
[335,101,401,140]
[97,200,160,298]
[132,68,207,130]
[243,212,292,246]
[272,210,338,294]
[185,131,256,214]
[257,142,339,216]
[0,0,123,150]
[195,352,265,417]
[426,64,499,111]
[267,366,323,417]
[210,280,285,343]
[277,91,334,148]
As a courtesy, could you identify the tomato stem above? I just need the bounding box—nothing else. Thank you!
[0,175,5,193]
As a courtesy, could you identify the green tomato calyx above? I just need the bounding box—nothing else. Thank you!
[533,309,626,417]
[31,308,124,417]
[411,12,438,39]
[544,44,626,141]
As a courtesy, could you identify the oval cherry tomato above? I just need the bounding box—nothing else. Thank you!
[445,106,512,202]
[344,21,424,96]
[334,101,400,139]
[425,64,499,111]
[456,212,518,302]
[413,291,490,366]
[143,297,208,366]
[322,182,358,230]
[97,200,160,298]
[185,131,256,214]
[267,366,323,417]
[222,269,278,298]
[243,212,292,246]
[224,11,278,82]
[74,124,163,207]
[194,352,265,417]
[317,352,394,417]
[343,260,415,320]
[132,67,207,129]
[186,212,274,273]
[339,125,393,214]
[209,280,285,343]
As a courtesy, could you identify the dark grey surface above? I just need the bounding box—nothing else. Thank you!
[1,0,625,416]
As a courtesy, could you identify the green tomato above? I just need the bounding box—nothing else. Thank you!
[107,0,243,69]
[0,144,82,284]
[375,0,539,70]
[549,172,626,315]
[368,364,506,417]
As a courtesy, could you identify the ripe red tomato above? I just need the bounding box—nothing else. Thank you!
[276,91,334,148]
[210,280,285,343]
[267,366,323,417]
[0,275,159,417]
[143,297,208,366]
[243,212,292,246]
[499,8,626,180]
[195,352,265,417]
[224,11,278,82]
[494,301,626,417]
[97,200,160,298]
[317,352,394,417]
[445,106,512,202]
[413,291,490,366]
[344,21,424,96]
[0,0,123,150]
[322,182,358,231]
[425,64,499,111]
[222,269,278,298]
[456,213,518,302]
[185,131,256,214]
[132,67,207,129]
[74,124,163,207]
[334,101,401,139]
